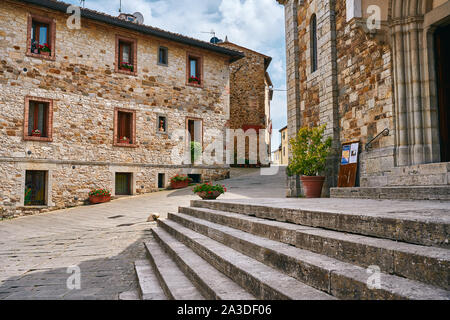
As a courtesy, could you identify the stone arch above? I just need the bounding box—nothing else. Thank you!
[389,0,443,166]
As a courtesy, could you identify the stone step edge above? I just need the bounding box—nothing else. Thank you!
[169,212,450,300]
[157,219,335,300]
[134,259,167,300]
[190,200,449,249]
[149,228,255,300]
[145,237,204,300]
[178,206,450,290]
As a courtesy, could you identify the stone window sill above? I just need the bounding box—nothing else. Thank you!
[26,51,55,61]
[24,136,53,142]
[116,68,137,76]
[113,142,138,148]
[186,82,203,89]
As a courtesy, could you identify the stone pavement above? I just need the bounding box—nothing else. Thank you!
[0,167,286,299]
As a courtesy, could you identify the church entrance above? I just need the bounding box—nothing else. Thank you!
[435,23,450,162]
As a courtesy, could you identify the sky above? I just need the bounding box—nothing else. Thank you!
[68,0,287,151]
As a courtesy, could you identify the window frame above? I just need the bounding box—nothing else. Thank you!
[310,14,318,73]
[186,52,204,88]
[113,107,137,148]
[23,96,54,142]
[115,35,137,76]
[158,46,169,66]
[26,14,56,61]
[24,170,48,207]
[157,114,168,134]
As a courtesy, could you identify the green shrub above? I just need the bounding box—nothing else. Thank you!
[190,141,202,163]
[288,125,332,176]
[192,183,227,194]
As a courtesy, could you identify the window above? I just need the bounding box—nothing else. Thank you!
[310,14,318,73]
[23,97,53,142]
[157,115,167,133]
[27,14,55,60]
[115,35,137,75]
[158,173,166,189]
[114,108,136,147]
[187,53,203,86]
[24,171,47,206]
[158,46,168,66]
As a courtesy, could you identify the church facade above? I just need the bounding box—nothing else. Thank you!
[277,0,450,198]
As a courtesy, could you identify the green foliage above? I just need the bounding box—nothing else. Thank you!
[89,189,111,197]
[190,141,202,163]
[288,125,332,176]
[192,183,227,194]
[170,174,192,183]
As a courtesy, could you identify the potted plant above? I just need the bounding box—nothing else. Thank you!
[193,183,226,200]
[170,174,192,189]
[31,40,40,54]
[119,136,130,144]
[31,129,41,137]
[121,62,134,72]
[39,43,51,56]
[188,76,200,84]
[88,189,111,204]
[288,125,332,198]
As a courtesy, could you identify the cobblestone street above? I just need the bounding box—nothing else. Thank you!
[0,167,286,299]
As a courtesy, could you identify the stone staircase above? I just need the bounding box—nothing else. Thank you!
[133,199,450,300]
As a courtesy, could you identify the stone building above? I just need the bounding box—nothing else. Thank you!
[277,0,450,199]
[0,0,244,218]
[218,41,273,166]
[279,126,289,165]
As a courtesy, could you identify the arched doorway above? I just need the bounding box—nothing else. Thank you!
[434,23,450,162]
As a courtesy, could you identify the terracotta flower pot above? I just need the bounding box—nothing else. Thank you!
[171,180,189,189]
[300,176,325,198]
[196,191,222,200]
[41,51,50,56]
[32,132,41,137]
[89,195,111,204]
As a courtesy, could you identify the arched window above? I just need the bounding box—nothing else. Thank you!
[310,14,318,73]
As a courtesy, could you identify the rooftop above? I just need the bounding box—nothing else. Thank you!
[16,0,245,62]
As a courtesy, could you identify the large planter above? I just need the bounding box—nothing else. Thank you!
[301,176,325,198]
[89,195,111,204]
[171,180,189,189]
[196,191,222,200]
[40,51,50,56]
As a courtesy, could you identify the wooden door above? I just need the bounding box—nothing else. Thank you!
[435,24,450,162]
[115,173,131,195]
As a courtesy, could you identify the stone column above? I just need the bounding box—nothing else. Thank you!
[278,0,302,197]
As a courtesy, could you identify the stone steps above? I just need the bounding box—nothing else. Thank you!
[149,228,255,300]
[144,238,204,300]
[190,199,450,248]
[157,219,335,300]
[330,186,450,201]
[178,206,450,290]
[134,259,167,300]
[167,212,449,300]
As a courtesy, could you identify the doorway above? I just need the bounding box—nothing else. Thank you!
[115,173,132,195]
[435,24,450,162]
[24,170,47,206]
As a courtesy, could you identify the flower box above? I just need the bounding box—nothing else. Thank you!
[89,194,111,204]
[196,190,221,200]
[32,132,42,137]
[40,51,50,57]
[171,180,189,189]
[119,137,130,144]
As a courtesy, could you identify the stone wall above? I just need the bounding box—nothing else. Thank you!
[334,0,395,186]
[0,0,232,218]
[218,41,271,165]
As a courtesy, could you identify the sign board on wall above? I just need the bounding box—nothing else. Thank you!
[338,141,360,188]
